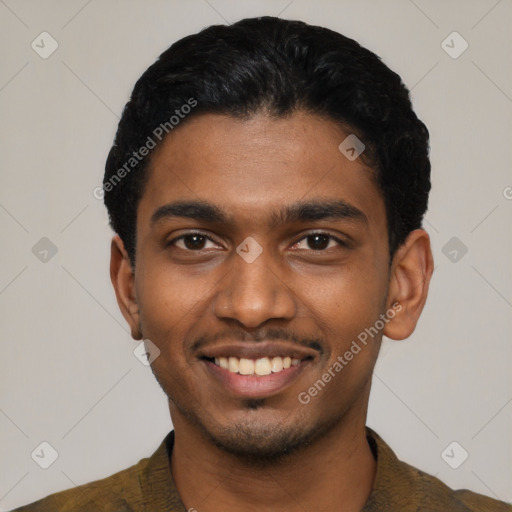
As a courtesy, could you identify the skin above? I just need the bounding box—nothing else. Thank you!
[110,111,434,512]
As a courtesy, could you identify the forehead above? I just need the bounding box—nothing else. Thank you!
[137,111,385,232]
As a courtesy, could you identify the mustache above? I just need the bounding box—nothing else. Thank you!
[190,327,324,355]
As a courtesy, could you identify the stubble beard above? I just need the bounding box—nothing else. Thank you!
[167,392,347,467]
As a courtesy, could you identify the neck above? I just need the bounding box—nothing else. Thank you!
[170,407,376,512]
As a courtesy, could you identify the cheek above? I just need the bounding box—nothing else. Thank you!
[134,260,211,360]
[301,259,388,338]
[299,270,384,409]
[137,251,214,319]
[135,267,207,399]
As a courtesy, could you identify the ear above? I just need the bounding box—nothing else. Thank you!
[383,229,434,340]
[110,235,142,340]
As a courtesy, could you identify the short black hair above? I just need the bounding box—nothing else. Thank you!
[104,16,430,265]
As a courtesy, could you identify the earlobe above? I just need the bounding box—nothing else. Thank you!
[110,235,142,340]
[383,229,434,341]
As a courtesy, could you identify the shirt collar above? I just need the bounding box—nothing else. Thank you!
[361,427,420,511]
[139,427,421,511]
[139,431,186,511]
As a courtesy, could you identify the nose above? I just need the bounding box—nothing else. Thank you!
[212,246,297,329]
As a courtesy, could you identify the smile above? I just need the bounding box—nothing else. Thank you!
[212,356,301,376]
[198,341,318,398]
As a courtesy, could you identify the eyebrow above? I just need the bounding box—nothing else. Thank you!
[150,199,368,229]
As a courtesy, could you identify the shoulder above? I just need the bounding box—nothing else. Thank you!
[407,461,511,511]
[364,427,512,512]
[10,456,148,512]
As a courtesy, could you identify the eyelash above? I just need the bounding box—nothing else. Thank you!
[167,231,349,252]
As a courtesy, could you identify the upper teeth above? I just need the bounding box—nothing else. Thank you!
[213,356,301,376]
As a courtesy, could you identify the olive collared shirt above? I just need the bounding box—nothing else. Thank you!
[12,427,511,511]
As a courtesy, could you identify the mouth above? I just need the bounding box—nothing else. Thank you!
[198,343,317,398]
[207,355,302,376]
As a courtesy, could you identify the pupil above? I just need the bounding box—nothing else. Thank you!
[308,234,329,250]
[185,235,205,250]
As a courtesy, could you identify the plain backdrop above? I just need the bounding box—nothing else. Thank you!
[1,0,511,509]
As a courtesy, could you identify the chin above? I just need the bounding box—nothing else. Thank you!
[207,425,311,463]
[197,408,342,465]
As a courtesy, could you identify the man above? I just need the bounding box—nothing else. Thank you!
[14,16,511,512]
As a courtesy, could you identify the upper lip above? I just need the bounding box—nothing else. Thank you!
[198,341,317,361]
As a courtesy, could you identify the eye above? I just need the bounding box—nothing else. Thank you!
[290,233,347,251]
[169,232,220,251]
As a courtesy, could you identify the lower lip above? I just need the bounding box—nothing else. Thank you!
[203,360,309,398]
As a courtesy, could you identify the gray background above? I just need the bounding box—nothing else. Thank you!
[1,0,511,509]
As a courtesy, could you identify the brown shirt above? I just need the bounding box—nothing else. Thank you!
[12,427,511,511]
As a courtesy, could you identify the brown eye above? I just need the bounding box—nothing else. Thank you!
[291,233,346,251]
[169,233,219,251]
[306,234,330,250]
[182,234,207,250]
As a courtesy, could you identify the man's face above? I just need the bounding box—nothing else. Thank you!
[132,111,391,459]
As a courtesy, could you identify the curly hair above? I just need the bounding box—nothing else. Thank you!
[104,16,431,265]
